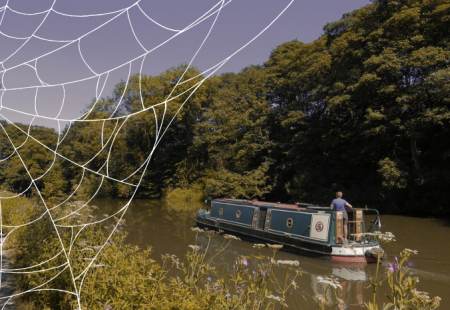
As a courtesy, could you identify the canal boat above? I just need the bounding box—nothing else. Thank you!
[195,198,383,263]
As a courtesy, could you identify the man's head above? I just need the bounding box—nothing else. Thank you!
[336,192,343,198]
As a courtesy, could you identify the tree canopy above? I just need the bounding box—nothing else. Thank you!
[1,0,449,216]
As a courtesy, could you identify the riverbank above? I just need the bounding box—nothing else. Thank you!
[0,234,16,310]
[0,194,444,309]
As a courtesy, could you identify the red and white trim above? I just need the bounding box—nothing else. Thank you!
[331,245,380,263]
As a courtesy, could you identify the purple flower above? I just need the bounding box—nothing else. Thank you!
[42,240,46,243]
[394,255,398,261]
[207,277,211,282]
[407,259,415,267]
[388,262,398,273]
[118,222,122,226]
[242,257,248,266]
[261,270,266,276]
[105,306,114,310]
[116,229,120,233]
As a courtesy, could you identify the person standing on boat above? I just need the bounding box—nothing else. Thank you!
[330,192,353,241]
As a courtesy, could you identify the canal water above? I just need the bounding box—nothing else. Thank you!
[93,199,450,309]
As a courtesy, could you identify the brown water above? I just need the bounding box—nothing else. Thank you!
[93,199,450,309]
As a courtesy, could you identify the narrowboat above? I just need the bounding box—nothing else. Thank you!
[195,198,383,263]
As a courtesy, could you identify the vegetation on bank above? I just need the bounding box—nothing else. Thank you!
[1,0,449,217]
[0,194,441,309]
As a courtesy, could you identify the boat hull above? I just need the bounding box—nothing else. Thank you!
[195,212,380,263]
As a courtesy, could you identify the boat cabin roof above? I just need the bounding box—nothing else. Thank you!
[213,198,317,211]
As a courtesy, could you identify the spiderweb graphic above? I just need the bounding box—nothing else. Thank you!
[0,0,293,308]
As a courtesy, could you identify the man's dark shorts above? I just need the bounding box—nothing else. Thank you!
[343,212,348,225]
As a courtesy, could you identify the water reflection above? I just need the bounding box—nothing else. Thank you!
[92,199,449,309]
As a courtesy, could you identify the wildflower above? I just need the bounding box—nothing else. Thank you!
[42,239,46,243]
[105,306,114,310]
[188,245,200,252]
[317,276,342,289]
[253,244,265,249]
[276,260,300,267]
[92,264,106,267]
[388,262,398,273]
[267,244,283,250]
[394,255,398,261]
[291,279,298,289]
[242,257,248,266]
[115,229,120,233]
[266,294,282,302]
[404,248,418,255]
[207,277,211,282]
[224,234,241,241]
[337,298,346,310]
[204,230,217,236]
[261,270,266,276]
[407,259,415,267]
[225,293,231,299]
[411,289,441,309]
[191,227,204,233]
[315,294,326,304]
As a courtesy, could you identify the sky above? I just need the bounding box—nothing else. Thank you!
[0,0,371,129]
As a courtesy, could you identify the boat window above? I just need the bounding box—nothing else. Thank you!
[236,210,241,218]
[219,208,223,215]
[286,218,294,228]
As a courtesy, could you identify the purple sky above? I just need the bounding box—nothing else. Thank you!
[0,0,371,129]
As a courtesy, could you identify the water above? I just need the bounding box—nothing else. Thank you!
[93,199,450,309]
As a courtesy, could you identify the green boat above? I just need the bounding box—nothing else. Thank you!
[195,198,383,263]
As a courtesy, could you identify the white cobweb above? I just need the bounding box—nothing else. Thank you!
[0,0,293,308]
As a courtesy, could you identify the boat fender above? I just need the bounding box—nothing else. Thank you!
[365,248,385,261]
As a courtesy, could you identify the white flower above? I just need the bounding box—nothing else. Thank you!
[267,244,283,250]
[188,245,200,251]
[404,248,418,255]
[276,260,300,267]
[253,244,265,249]
[224,234,241,241]
[317,276,342,289]
[191,227,204,233]
[266,294,282,302]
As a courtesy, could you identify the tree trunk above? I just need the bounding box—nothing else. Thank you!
[410,137,421,172]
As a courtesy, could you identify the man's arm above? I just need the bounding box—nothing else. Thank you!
[345,202,353,209]
[330,204,334,210]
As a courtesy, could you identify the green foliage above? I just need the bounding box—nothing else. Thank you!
[2,195,305,309]
[2,0,449,216]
